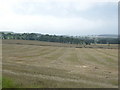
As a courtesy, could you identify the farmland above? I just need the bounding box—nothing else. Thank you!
[2,40,118,88]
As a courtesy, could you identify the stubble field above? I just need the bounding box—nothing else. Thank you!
[2,40,118,88]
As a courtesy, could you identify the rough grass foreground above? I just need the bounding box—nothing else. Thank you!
[2,40,118,88]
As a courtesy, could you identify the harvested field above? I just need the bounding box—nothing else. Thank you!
[2,40,118,88]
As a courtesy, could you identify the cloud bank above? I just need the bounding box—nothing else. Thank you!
[0,0,118,35]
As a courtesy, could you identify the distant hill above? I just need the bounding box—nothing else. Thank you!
[97,34,118,38]
[88,34,118,39]
[0,31,14,34]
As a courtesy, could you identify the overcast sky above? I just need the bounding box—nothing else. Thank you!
[0,0,118,36]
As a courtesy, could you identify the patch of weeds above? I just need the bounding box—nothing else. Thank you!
[2,77,17,88]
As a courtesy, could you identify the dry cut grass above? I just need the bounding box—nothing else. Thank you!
[2,40,118,88]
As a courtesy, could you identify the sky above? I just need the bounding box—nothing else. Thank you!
[0,0,118,36]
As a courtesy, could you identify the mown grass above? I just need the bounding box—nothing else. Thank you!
[2,40,118,88]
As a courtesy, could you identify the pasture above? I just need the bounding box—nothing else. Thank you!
[2,40,118,88]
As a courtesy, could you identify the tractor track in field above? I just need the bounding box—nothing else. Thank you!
[3,69,117,88]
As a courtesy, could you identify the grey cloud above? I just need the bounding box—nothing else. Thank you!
[0,1,118,35]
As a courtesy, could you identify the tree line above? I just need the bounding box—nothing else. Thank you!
[0,32,119,44]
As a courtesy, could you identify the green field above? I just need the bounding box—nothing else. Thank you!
[2,40,118,88]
